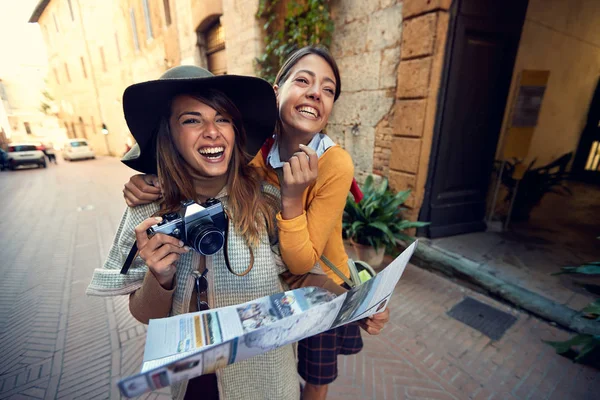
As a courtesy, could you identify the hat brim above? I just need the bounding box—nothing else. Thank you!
[121,74,277,174]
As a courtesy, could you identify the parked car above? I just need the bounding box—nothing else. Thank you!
[62,139,95,161]
[6,143,47,169]
[0,148,9,171]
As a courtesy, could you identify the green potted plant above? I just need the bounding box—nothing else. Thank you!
[343,175,428,268]
[545,249,600,368]
[496,152,573,222]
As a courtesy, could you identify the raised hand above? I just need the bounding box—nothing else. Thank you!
[134,217,189,289]
[123,174,162,207]
[280,144,318,219]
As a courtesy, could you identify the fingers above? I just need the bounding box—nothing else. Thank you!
[371,308,390,323]
[135,217,163,249]
[123,186,155,207]
[133,174,162,193]
[135,217,190,280]
[282,160,292,182]
[286,146,317,181]
[298,144,318,171]
[123,174,162,207]
[143,174,161,189]
[359,309,391,336]
[142,244,186,270]
[146,238,189,262]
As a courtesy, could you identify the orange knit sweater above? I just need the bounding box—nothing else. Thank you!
[250,145,353,285]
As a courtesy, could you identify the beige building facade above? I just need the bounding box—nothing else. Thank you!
[29,0,599,237]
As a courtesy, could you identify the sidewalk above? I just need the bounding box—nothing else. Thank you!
[329,263,598,400]
[0,158,597,399]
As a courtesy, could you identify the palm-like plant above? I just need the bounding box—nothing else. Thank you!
[343,175,428,252]
[495,152,573,221]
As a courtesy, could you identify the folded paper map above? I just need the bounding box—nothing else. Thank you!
[118,241,417,397]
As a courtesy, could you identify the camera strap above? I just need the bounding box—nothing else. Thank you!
[120,243,138,275]
[222,210,254,276]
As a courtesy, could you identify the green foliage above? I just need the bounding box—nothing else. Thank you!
[545,244,600,366]
[544,334,600,363]
[581,299,600,321]
[496,152,572,221]
[40,89,55,115]
[552,263,600,276]
[256,0,334,83]
[343,175,429,252]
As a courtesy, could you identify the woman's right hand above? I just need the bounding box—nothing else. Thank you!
[123,174,162,207]
[135,217,190,289]
[280,144,318,220]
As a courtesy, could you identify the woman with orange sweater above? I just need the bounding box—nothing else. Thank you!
[123,46,388,400]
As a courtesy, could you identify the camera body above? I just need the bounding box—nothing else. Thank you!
[148,198,227,256]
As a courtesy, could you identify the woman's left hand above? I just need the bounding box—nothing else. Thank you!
[359,308,390,335]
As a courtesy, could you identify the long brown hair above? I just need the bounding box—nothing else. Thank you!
[155,90,279,247]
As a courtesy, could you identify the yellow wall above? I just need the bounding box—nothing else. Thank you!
[497,0,600,167]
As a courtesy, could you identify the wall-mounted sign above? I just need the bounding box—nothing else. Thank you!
[502,70,550,160]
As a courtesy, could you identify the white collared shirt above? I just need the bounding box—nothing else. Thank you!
[266,133,336,169]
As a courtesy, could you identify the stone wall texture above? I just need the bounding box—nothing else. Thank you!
[328,0,404,181]
[36,0,453,222]
[386,0,451,219]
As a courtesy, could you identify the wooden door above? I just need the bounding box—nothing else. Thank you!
[419,0,528,238]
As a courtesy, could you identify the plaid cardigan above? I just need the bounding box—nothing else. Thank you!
[87,185,299,400]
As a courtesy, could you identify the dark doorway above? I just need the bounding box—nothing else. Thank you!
[572,77,600,184]
[419,0,529,238]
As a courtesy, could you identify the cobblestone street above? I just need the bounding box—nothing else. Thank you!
[0,157,597,400]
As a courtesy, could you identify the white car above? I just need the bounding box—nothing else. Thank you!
[62,139,95,161]
[6,143,47,169]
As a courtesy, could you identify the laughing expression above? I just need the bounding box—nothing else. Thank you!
[275,54,336,142]
[169,95,235,180]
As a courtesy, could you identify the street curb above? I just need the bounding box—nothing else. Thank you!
[408,239,600,336]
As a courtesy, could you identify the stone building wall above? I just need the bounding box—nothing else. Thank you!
[33,0,452,211]
[386,0,451,219]
[327,0,404,182]
[35,0,180,156]
[222,0,263,76]
[37,0,108,152]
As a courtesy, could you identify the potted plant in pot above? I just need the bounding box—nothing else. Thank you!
[343,175,428,269]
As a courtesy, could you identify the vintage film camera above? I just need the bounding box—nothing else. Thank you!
[148,198,228,256]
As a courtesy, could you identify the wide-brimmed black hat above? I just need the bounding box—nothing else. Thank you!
[121,65,276,174]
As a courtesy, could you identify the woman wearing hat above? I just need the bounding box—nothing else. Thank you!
[87,66,300,399]
[122,46,390,400]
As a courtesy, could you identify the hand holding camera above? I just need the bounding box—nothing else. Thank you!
[125,199,229,283]
[135,216,190,289]
[147,199,227,256]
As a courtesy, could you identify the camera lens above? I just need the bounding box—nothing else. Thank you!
[187,223,224,255]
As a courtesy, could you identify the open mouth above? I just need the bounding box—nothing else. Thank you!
[297,106,319,118]
[198,146,225,160]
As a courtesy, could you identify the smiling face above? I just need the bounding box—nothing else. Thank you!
[275,54,337,142]
[169,94,235,181]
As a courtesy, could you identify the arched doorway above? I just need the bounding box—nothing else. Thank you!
[196,18,227,75]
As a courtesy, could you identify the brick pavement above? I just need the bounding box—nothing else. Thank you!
[0,157,597,400]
